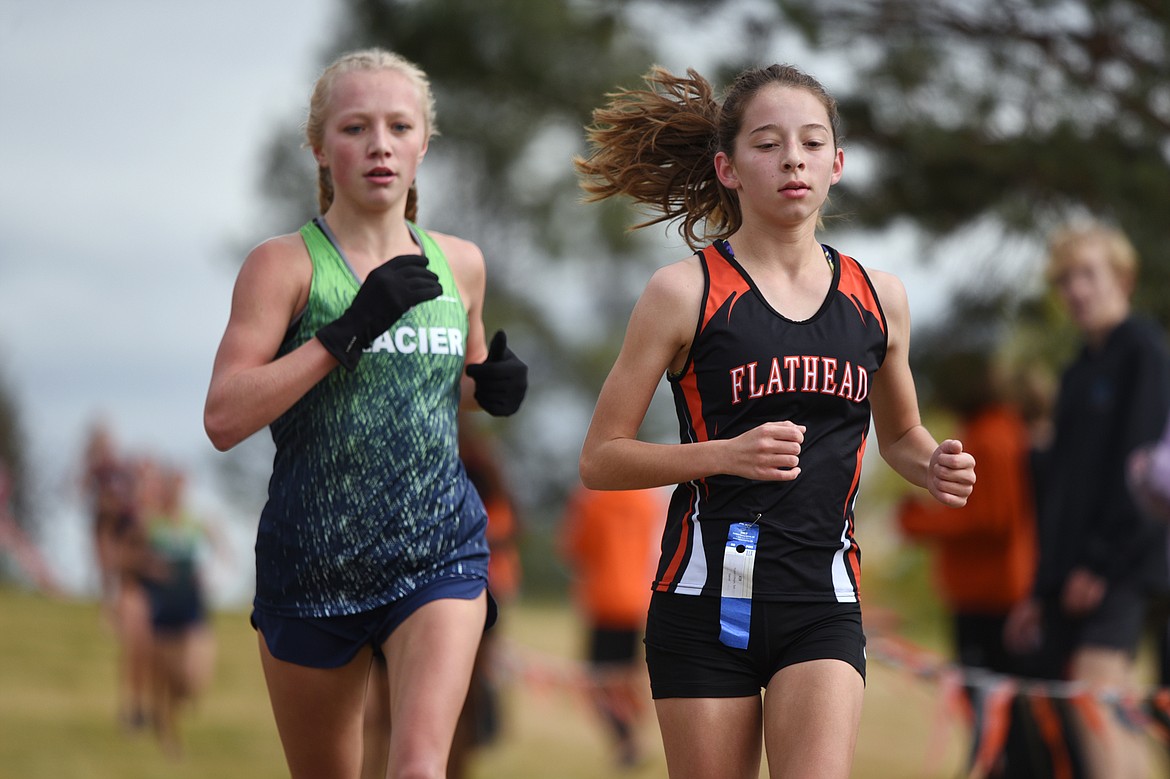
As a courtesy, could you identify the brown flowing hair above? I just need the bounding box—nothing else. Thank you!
[575,64,841,250]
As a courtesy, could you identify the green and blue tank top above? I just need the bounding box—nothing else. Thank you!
[142,513,208,630]
[254,218,489,618]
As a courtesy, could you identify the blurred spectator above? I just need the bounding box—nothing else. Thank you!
[559,482,661,769]
[448,420,522,778]
[81,420,133,607]
[136,461,222,757]
[1006,221,1170,779]
[896,349,1039,777]
[106,455,154,733]
[461,419,523,608]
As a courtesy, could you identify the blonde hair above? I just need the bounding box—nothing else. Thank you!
[305,48,437,219]
[574,64,841,250]
[1046,221,1138,288]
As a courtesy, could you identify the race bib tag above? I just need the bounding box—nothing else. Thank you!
[719,521,759,649]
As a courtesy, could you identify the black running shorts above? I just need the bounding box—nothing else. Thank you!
[644,591,866,699]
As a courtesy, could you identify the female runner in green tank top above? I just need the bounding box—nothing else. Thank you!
[204,48,527,779]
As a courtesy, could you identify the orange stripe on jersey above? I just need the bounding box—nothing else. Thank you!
[656,486,696,591]
[701,246,751,332]
[837,254,886,336]
[678,369,708,443]
[844,434,867,593]
[684,246,750,444]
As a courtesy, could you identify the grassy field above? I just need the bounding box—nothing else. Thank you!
[0,584,973,779]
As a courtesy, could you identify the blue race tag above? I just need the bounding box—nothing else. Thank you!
[719,521,759,649]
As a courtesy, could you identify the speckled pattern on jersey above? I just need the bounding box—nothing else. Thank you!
[254,220,488,618]
[657,242,887,604]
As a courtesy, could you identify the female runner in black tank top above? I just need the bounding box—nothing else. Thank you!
[575,64,976,779]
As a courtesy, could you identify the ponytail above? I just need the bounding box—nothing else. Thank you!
[576,63,841,249]
[574,67,739,250]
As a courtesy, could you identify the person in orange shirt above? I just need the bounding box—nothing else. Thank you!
[560,483,661,769]
[896,349,1042,777]
[446,420,521,779]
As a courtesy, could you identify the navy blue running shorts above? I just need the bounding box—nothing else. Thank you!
[643,591,866,699]
[144,579,206,635]
[252,575,494,669]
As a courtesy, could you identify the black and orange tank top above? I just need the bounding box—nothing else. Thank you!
[657,240,887,603]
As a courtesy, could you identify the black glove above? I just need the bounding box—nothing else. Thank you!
[316,254,441,371]
[465,330,527,416]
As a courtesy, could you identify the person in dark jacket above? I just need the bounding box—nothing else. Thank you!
[1006,221,1170,779]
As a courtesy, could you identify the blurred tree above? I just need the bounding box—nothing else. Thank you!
[771,0,1170,328]
[0,369,29,530]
